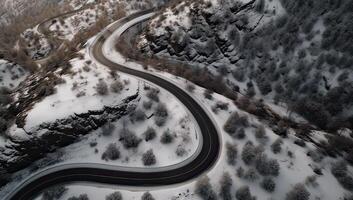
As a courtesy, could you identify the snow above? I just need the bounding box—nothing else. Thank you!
[0,60,28,89]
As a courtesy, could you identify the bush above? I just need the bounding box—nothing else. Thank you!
[241,142,257,165]
[226,143,237,166]
[0,87,12,105]
[255,126,266,139]
[186,83,195,92]
[154,103,168,126]
[106,192,122,200]
[224,112,249,135]
[243,168,259,182]
[102,143,120,161]
[42,186,67,200]
[130,109,146,122]
[204,89,213,100]
[146,88,160,102]
[142,149,156,166]
[68,194,89,200]
[110,80,124,93]
[234,128,246,139]
[219,172,233,200]
[141,192,155,200]
[120,128,142,149]
[260,177,276,192]
[235,186,256,200]
[102,120,115,136]
[176,145,187,157]
[255,153,280,176]
[143,101,153,110]
[96,80,109,95]
[235,167,243,178]
[271,138,283,154]
[195,176,217,200]
[143,127,156,141]
[0,117,9,132]
[160,130,174,144]
[286,184,310,200]
[331,161,348,178]
[305,175,318,188]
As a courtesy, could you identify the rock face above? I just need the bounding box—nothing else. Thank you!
[0,93,138,182]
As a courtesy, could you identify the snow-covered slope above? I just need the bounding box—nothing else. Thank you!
[137,0,353,131]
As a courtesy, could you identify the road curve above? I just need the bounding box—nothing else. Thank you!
[6,10,220,200]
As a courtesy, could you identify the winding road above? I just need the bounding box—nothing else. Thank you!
[6,10,221,200]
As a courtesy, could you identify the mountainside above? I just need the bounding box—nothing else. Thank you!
[137,0,353,131]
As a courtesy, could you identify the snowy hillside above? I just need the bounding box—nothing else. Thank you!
[137,0,353,131]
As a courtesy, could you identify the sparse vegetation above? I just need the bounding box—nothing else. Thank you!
[154,103,169,126]
[142,149,156,166]
[141,192,155,200]
[42,186,67,200]
[286,184,310,200]
[96,80,109,95]
[195,176,217,200]
[106,191,123,200]
[226,143,237,166]
[68,194,89,200]
[260,177,276,192]
[160,129,174,144]
[235,186,256,200]
[102,143,120,161]
[143,127,156,141]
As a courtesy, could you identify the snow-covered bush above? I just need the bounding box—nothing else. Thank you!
[244,168,260,182]
[195,176,217,200]
[68,194,89,200]
[255,153,280,176]
[186,83,195,92]
[331,161,353,190]
[130,109,146,122]
[237,167,245,178]
[101,120,115,136]
[255,126,266,139]
[224,112,249,135]
[219,172,233,200]
[0,87,12,105]
[106,191,123,200]
[285,184,310,200]
[42,186,67,200]
[305,175,319,188]
[120,128,142,149]
[96,80,109,95]
[154,103,168,126]
[110,80,124,93]
[143,127,156,142]
[234,128,246,139]
[175,145,187,157]
[235,186,256,200]
[102,143,120,161]
[141,192,155,200]
[271,138,283,154]
[146,88,160,102]
[160,129,174,144]
[204,89,213,100]
[241,142,257,165]
[0,117,9,133]
[142,149,156,166]
[226,143,237,166]
[143,101,153,110]
[260,177,276,192]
